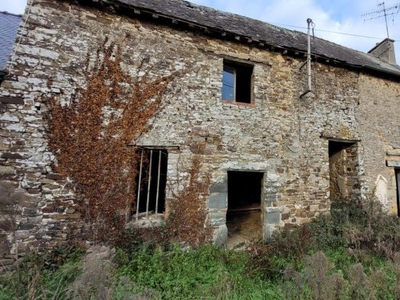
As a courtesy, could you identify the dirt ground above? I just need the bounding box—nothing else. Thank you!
[226,209,262,249]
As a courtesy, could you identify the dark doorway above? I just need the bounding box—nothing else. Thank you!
[227,171,263,247]
[329,141,358,202]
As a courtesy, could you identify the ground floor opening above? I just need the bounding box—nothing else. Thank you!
[226,171,263,247]
[329,140,359,202]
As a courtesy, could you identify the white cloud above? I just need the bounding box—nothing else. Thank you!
[0,0,27,14]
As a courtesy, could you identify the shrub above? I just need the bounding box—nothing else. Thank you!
[115,244,282,299]
[0,245,83,299]
[247,224,313,280]
[283,251,346,300]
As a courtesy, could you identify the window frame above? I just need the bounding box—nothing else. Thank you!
[134,148,168,223]
[222,59,254,105]
[222,65,236,101]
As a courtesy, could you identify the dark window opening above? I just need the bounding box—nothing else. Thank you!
[222,60,253,104]
[134,148,168,220]
[396,169,400,217]
[329,141,359,202]
[227,171,263,245]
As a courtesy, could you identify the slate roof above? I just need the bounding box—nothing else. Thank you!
[109,0,400,77]
[0,12,22,70]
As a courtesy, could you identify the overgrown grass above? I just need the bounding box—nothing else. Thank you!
[3,197,400,299]
[0,246,83,300]
[115,244,282,299]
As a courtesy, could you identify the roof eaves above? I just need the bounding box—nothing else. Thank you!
[73,0,400,78]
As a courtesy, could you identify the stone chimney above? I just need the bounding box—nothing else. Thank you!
[368,38,397,65]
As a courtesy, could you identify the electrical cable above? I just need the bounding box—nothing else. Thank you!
[271,22,400,42]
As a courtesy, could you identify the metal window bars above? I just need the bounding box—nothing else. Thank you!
[135,148,165,221]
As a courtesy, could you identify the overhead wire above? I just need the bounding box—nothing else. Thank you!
[270,22,400,42]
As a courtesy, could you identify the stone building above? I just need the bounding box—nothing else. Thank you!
[1,0,400,260]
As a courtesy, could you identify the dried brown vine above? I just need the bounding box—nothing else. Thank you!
[47,38,177,242]
[167,152,212,247]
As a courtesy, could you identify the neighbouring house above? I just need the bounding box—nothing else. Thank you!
[1,0,400,263]
[0,12,21,83]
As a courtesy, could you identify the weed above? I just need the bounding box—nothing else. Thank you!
[0,246,82,299]
[66,246,115,299]
[247,225,313,280]
[348,263,370,299]
[167,153,212,248]
[0,182,27,273]
[389,252,400,299]
[2,193,400,299]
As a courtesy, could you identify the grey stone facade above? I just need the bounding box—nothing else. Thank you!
[1,0,400,265]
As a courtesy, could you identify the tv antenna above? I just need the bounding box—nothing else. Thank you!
[362,2,400,38]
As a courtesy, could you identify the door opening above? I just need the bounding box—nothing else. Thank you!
[227,171,263,247]
[329,141,358,202]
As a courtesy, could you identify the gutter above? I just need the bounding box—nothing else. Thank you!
[360,64,400,78]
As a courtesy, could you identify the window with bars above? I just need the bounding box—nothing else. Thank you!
[134,148,168,221]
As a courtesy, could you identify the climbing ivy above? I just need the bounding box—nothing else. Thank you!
[167,152,212,247]
[47,37,177,242]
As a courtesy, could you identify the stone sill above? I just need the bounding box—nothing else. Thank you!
[386,160,400,167]
[126,214,165,229]
[222,100,255,107]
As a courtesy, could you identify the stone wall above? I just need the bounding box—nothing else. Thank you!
[357,74,400,213]
[0,0,399,262]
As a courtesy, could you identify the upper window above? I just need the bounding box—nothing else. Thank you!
[222,60,253,104]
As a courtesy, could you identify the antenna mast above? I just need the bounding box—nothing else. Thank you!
[362,2,400,38]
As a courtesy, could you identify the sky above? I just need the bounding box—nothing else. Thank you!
[1,0,399,63]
